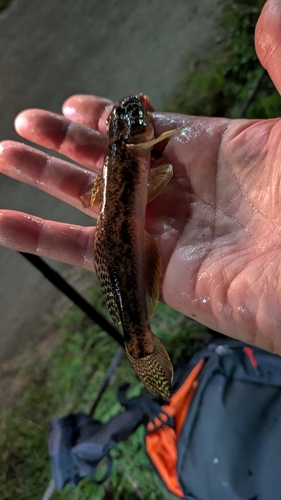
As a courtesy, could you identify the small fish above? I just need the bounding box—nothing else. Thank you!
[81,94,181,403]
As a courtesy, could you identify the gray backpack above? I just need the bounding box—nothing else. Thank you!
[49,340,281,499]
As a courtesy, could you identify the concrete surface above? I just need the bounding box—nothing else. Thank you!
[0,0,220,364]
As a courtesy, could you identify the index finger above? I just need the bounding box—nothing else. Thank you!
[14,108,106,171]
[62,94,113,131]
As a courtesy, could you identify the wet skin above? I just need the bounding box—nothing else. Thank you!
[81,95,174,402]
[1,0,281,355]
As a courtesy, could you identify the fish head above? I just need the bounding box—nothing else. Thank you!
[107,95,154,144]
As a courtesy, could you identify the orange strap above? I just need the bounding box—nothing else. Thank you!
[146,359,204,497]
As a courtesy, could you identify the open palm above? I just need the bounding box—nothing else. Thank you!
[1,0,281,354]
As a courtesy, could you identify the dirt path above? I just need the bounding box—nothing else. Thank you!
[0,0,221,364]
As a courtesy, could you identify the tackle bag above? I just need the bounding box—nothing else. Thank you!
[48,340,281,500]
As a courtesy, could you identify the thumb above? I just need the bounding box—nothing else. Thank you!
[255,0,281,94]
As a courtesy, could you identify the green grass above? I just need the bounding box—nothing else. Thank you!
[0,282,204,500]
[166,0,281,119]
[2,0,280,498]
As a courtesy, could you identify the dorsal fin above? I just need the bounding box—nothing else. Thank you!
[144,231,161,321]
[93,218,121,329]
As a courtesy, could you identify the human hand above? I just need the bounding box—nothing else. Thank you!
[1,0,281,353]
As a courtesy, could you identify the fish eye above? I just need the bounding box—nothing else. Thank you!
[114,107,129,122]
[124,103,138,117]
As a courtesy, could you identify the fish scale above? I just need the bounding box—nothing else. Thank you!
[81,94,182,403]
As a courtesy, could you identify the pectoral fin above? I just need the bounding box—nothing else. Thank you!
[144,231,161,321]
[126,125,184,152]
[147,164,173,204]
[80,168,103,208]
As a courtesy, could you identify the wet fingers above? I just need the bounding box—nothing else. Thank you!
[14,109,105,169]
[0,141,99,217]
[0,210,96,270]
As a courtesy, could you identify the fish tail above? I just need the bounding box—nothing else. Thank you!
[125,333,174,404]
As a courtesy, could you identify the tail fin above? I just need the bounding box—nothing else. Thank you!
[125,333,174,404]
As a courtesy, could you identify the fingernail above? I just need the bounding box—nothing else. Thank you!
[15,113,30,134]
[63,105,77,120]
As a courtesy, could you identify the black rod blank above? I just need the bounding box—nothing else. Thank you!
[20,252,124,347]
